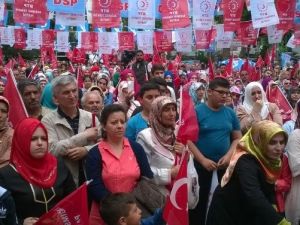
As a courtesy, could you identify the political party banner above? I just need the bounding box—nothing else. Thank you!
[223,0,244,31]
[250,0,279,28]
[128,0,155,29]
[42,30,56,49]
[26,29,42,50]
[14,28,26,49]
[276,0,296,31]
[154,31,173,52]
[55,12,85,26]
[56,31,70,52]
[216,25,234,49]
[81,32,98,52]
[120,0,161,18]
[160,0,190,29]
[295,0,300,24]
[287,34,300,48]
[118,31,135,51]
[193,0,217,30]
[175,28,193,53]
[14,0,48,25]
[136,31,154,54]
[195,29,212,50]
[0,26,14,46]
[47,0,86,14]
[92,0,122,28]
[98,32,119,54]
[240,21,258,46]
[267,25,284,44]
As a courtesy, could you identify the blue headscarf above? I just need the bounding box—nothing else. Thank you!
[40,83,57,110]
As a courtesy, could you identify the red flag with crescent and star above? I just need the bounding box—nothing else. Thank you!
[163,151,188,225]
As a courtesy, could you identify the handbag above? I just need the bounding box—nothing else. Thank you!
[132,176,167,216]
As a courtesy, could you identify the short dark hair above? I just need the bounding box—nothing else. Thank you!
[100,104,127,139]
[139,82,160,98]
[17,78,39,95]
[151,64,165,75]
[149,77,168,88]
[208,77,230,90]
[136,50,144,55]
[100,193,136,225]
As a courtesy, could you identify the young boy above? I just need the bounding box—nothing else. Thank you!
[100,193,165,225]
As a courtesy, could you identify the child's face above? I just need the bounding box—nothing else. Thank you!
[124,204,142,225]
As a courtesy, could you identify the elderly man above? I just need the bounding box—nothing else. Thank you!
[81,91,104,121]
[42,75,100,186]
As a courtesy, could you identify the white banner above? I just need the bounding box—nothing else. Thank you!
[250,0,279,28]
[267,25,283,44]
[0,0,5,22]
[98,32,119,55]
[0,26,14,46]
[136,31,154,54]
[56,12,85,26]
[56,31,70,52]
[175,28,193,53]
[128,0,155,29]
[216,24,234,49]
[26,28,42,50]
[286,35,300,48]
[86,0,92,24]
[193,0,217,29]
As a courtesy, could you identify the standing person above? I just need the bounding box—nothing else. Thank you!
[42,75,100,186]
[0,97,13,168]
[132,50,149,86]
[85,104,153,225]
[206,120,290,225]
[236,82,282,134]
[125,83,161,141]
[0,118,75,225]
[188,77,242,225]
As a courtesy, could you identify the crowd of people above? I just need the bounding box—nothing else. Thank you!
[0,49,299,225]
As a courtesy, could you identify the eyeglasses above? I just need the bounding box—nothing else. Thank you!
[211,89,231,96]
[251,91,262,96]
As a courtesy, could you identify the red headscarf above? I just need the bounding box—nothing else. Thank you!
[120,69,134,81]
[10,118,57,188]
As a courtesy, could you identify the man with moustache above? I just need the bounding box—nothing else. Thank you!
[131,50,149,86]
[81,91,104,121]
[42,75,100,186]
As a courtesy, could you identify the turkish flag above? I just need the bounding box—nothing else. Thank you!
[68,48,86,64]
[208,57,215,81]
[266,84,293,122]
[160,0,190,29]
[3,70,28,128]
[163,151,188,225]
[77,66,84,89]
[14,28,26,49]
[0,48,2,65]
[18,53,26,67]
[36,183,89,225]
[225,55,233,77]
[255,55,265,68]
[28,64,40,79]
[223,0,244,31]
[177,86,199,145]
[42,30,56,49]
[118,32,135,51]
[276,0,295,31]
[154,31,173,52]
[14,0,48,25]
[92,0,121,28]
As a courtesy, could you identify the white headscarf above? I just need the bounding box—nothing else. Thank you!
[243,82,270,119]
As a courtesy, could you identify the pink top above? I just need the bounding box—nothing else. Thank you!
[89,138,140,225]
[100,138,140,192]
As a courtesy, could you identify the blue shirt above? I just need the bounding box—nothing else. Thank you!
[195,103,241,162]
[104,92,114,106]
[125,112,148,142]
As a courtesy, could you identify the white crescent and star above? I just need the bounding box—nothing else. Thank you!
[170,177,188,210]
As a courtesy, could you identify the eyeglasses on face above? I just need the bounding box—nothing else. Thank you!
[211,89,231,96]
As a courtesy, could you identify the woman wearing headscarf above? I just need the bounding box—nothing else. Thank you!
[285,101,300,225]
[0,118,75,225]
[40,83,57,115]
[206,120,291,225]
[136,96,184,193]
[0,97,13,168]
[189,82,206,106]
[236,82,282,134]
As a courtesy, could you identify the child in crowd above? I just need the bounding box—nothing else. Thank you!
[99,193,165,225]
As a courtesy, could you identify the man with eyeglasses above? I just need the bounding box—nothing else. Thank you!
[188,77,242,225]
